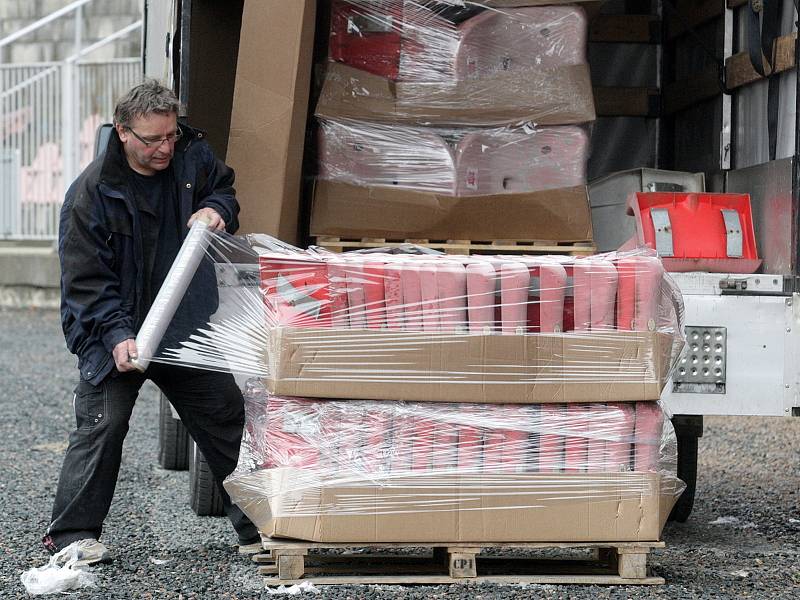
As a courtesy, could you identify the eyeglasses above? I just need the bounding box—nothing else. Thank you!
[125,126,183,147]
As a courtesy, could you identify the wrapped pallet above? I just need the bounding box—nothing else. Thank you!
[224,381,684,543]
[137,231,686,544]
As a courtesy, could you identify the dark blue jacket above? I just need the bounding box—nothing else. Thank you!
[59,124,240,385]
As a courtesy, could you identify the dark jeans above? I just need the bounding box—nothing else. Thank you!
[43,363,258,552]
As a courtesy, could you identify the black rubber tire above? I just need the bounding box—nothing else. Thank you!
[669,419,700,523]
[158,394,190,471]
[189,442,225,517]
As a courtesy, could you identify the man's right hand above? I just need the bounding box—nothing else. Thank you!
[113,338,139,372]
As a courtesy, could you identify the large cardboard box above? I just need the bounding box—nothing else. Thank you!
[266,328,678,404]
[316,62,595,127]
[225,0,316,244]
[226,471,678,543]
[310,181,594,241]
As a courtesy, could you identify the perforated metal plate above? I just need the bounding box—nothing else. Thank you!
[672,326,727,394]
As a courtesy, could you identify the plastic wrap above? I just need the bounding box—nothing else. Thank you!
[135,231,686,541]
[318,118,590,195]
[255,242,681,335]
[20,544,97,595]
[317,1,596,126]
[329,1,588,82]
[149,232,685,404]
[222,379,684,539]
[132,220,212,371]
[238,384,675,477]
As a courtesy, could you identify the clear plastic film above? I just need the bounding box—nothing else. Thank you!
[224,379,684,521]
[328,1,588,83]
[317,118,590,195]
[132,220,212,371]
[148,232,686,405]
[317,1,596,126]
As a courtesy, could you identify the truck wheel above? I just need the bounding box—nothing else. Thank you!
[158,394,190,470]
[669,415,702,523]
[189,442,225,517]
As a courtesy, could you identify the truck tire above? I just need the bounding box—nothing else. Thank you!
[668,415,702,523]
[189,442,225,517]
[158,394,190,470]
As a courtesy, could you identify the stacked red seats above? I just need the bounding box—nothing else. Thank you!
[258,251,666,334]
[243,391,667,476]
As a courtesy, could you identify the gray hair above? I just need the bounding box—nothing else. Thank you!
[113,79,179,127]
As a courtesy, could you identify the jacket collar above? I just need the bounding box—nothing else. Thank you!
[98,121,204,189]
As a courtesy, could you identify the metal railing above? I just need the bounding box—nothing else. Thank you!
[0,0,142,240]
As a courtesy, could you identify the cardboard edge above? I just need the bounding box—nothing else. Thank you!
[316,62,596,126]
[266,329,677,404]
[245,471,674,543]
[309,181,594,242]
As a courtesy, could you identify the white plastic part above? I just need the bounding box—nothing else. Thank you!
[318,120,590,197]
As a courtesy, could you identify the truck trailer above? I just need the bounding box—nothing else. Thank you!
[140,0,800,524]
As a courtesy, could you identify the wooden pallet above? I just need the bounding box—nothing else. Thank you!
[313,236,596,256]
[254,540,665,587]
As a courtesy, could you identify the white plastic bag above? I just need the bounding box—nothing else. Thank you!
[20,545,97,595]
[267,581,321,595]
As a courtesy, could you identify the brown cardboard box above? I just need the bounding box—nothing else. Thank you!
[226,471,678,543]
[266,329,678,404]
[225,0,316,244]
[310,181,594,242]
[315,62,596,127]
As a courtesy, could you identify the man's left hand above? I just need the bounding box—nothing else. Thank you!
[188,208,226,231]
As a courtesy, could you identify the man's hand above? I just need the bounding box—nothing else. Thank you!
[113,338,139,372]
[188,207,225,232]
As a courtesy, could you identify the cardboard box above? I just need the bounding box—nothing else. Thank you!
[310,181,594,242]
[226,470,678,543]
[266,328,678,404]
[316,62,596,127]
[225,0,316,244]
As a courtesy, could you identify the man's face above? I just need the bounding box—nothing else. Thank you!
[116,112,179,176]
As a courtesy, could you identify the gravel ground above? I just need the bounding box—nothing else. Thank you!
[1,307,798,599]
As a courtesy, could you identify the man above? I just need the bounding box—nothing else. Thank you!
[43,80,260,563]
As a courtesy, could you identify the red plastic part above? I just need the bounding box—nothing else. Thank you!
[329,0,403,80]
[259,255,332,328]
[632,192,761,273]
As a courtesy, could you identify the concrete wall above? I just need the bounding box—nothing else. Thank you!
[0,242,60,308]
[0,0,142,63]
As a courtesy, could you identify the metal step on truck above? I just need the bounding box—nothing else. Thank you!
[140,0,800,522]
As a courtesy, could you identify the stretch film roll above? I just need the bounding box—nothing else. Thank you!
[131,219,212,371]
